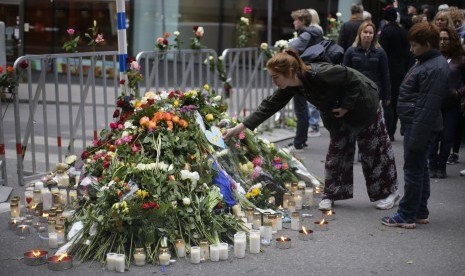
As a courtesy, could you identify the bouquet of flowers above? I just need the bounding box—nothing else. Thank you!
[327,12,343,39]
[155,32,170,51]
[0,61,28,94]
[190,26,204,49]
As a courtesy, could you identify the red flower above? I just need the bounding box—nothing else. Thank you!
[118,190,122,197]
[109,122,118,129]
[113,109,120,118]
[119,79,126,85]
[142,201,160,210]
[163,38,169,45]
[116,99,125,107]
[193,25,199,31]
[81,151,89,159]
[243,6,252,14]
[168,91,175,99]
[19,60,29,69]
[126,56,136,64]
[147,99,155,105]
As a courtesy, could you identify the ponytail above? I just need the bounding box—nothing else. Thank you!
[266,48,309,78]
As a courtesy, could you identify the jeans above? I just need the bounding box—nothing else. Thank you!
[429,106,462,169]
[308,102,320,131]
[293,94,309,147]
[398,128,433,221]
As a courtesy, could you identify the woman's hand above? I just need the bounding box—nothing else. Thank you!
[331,107,348,118]
[222,123,246,141]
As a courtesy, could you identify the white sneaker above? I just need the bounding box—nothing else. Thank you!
[318,199,334,211]
[460,169,465,176]
[376,193,400,210]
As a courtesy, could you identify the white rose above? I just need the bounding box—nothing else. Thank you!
[197,27,204,35]
[260,43,268,50]
[158,162,169,171]
[218,56,223,61]
[123,120,134,129]
[336,12,342,17]
[174,31,180,36]
[240,17,249,25]
[65,155,77,165]
[160,92,169,100]
[191,171,200,183]
[182,197,191,205]
[209,55,214,61]
[213,95,222,102]
[145,91,157,100]
[180,169,191,180]
[121,131,129,138]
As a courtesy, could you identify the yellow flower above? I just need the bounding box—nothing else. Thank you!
[205,114,214,121]
[136,189,149,199]
[246,192,251,199]
[174,100,179,107]
[251,188,260,197]
[203,84,210,91]
[135,101,142,108]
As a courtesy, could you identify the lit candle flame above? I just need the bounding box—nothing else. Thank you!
[319,219,326,225]
[302,226,308,234]
[278,205,283,210]
[42,213,49,218]
[280,236,286,242]
[315,187,321,193]
[31,204,37,209]
[57,253,68,262]
[32,250,41,257]
[12,219,17,224]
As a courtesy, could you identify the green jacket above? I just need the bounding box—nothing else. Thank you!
[243,63,380,136]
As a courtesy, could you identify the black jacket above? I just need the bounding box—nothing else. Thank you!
[397,50,449,152]
[243,63,379,136]
[337,17,363,51]
[379,22,411,81]
[343,45,391,100]
[288,26,324,54]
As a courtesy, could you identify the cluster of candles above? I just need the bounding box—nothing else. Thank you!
[23,250,73,271]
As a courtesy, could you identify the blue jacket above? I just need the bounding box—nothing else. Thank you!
[288,26,323,54]
[343,45,391,101]
[397,50,450,152]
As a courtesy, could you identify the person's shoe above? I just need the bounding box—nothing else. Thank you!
[283,143,304,153]
[308,129,321,137]
[389,135,395,142]
[376,193,400,210]
[381,213,416,229]
[436,168,447,179]
[416,218,429,224]
[429,168,438,178]
[447,153,459,165]
[318,199,334,211]
[460,169,465,176]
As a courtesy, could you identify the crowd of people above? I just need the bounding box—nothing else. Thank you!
[223,2,465,229]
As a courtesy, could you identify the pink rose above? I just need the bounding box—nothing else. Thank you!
[243,6,252,14]
[95,34,104,44]
[67,28,75,35]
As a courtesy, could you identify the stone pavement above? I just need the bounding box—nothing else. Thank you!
[1,127,465,276]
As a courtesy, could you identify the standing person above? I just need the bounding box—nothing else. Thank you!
[449,9,465,42]
[379,6,412,141]
[307,8,323,137]
[223,49,399,211]
[401,2,419,31]
[428,27,465,178]
[382,22,449,229]
[434,11,454,29]
[286,9,324,151]
[337,3,364,51]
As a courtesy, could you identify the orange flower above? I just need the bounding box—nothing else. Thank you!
[147,120,157,130]
[166,121,173,131]
[164,112,172,121]
[172,116,180,123]
[6,66,14,73]
[139,116,150,127]
[153,111,163,122]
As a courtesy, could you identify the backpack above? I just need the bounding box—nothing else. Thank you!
[300,39,344,64]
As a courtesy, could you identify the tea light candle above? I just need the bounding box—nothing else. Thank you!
[298,226,314,241]
[133,248,146,266]
[23,250,48,266]
[252,212,262,229]
[301,213,313,229]
[49,232,58,248]
[218,243,228,260]
[16,224,31,238]
[314,187,322,198]
[9,218,21,230]
[276,236,291,249]
[114,254,125,272]
[322,210,336,221]
[190,246,201,264]
[209,244,220,261]
[291,212,300,230]
[10,201,20,218]
[106,253,117,271]
[199,240,209,262]
[175,239,185,258]
[158,247,170,266]
[249,229,260,254]
[314,219,329,231]
[48,254,73,271]
[233,232,246,258]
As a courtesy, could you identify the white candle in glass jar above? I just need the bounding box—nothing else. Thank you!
[42,189,52,210]
[68,189,78,207]
[106,253,117,271]
[219,243,228,260]
[114,254,125,272]
[48,232,58,248]
[175,239,185,258]
[262,225,272,244]
[234,232,246,258]
[249,229,260,254]
[291,212,300,230]
[56,173,70,187]
[159,252,170,266]
[133,250,146,266]
[304,187,314,206]
[59,189,68,207]
[294,194,303,210]
[190,246,201,264]
[10,201,20,218]
[209,244,220,261]
[276,213,283,231]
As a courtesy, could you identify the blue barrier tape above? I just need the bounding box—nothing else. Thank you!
[117,12,126,30]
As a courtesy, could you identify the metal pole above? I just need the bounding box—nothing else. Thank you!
[116,0,128,94]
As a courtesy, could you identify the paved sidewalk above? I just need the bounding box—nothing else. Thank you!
[1,127,465,276]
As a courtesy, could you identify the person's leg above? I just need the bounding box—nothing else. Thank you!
[357,107,398,201]
[448,114,463,164]
[323,129,356,201]
[427,133,440,178]
[437,107,461,177]
[308,102,320,135]
[292,94,309,148]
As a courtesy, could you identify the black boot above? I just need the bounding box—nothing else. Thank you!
[437,166,447,179]
[429,166,438,178]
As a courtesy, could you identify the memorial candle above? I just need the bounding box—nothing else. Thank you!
[249,229,260,254]
[158,247,170,266]
[133,248,146,266]
[209,244,220,261]
[10,201,20,218]
[190,246,201,264]
[218,243,228,260]
[233,232,246,258]
[175,239,185,258]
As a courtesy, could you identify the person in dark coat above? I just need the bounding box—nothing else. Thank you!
[337,3,364,51]
[223,49,399,212]
[285,9,324,151]
[382,22,449,229]
[428,27,465,178]
[379,6,412,141]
